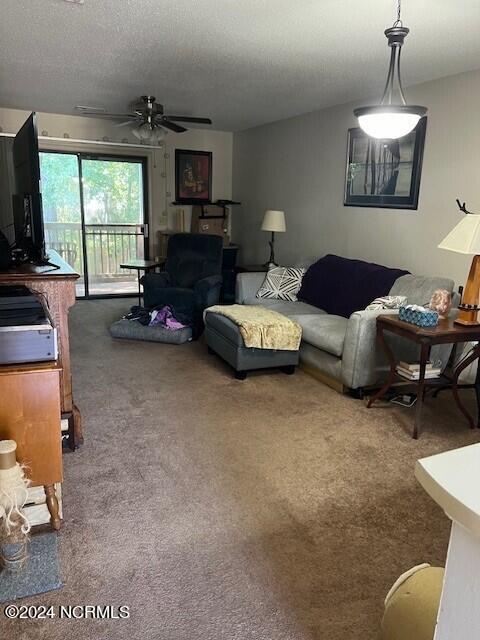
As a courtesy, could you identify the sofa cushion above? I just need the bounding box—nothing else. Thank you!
[293,314,348,357]
[166,233,223,289]
[243,297,325,317]
[256,266,305,301]
[298,254,409,318]
[389,274,455,306]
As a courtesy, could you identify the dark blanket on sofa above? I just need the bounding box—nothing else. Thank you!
[298,254,410,318]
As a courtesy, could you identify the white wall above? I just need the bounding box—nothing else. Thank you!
[0,107,233,256]
[232,68,480,288]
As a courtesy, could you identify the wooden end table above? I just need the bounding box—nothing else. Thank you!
[367,315,480,439]
[119,259,164,306]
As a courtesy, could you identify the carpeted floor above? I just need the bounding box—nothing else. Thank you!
[5,298,479,639]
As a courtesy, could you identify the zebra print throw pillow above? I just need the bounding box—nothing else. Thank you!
[256,266,306,302]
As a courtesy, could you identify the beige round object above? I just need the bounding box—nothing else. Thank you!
[0,440,17,471]
[0,440,16,454]
[429,289,451,319]
[381,566,444,640]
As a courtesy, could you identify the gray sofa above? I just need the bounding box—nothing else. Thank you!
[236,271,456,392]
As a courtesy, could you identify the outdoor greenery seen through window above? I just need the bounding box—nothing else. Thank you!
[39,153,144,225]
[39,153,80,224]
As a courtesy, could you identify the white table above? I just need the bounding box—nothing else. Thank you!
[416,443,480,640]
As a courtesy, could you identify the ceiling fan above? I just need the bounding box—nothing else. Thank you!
[75,96,212,143]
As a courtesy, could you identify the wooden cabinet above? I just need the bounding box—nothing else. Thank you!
[0,250,81,444]
[0,362,63,529]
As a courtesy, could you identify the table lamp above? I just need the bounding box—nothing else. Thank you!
[438,210,480,325]
[261,210,286,266]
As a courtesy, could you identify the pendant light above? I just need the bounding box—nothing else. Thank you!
[354,0,427,139]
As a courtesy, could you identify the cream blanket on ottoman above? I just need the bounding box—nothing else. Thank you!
[205,304,302,351]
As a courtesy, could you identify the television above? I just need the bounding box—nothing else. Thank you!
[12,112,48,264]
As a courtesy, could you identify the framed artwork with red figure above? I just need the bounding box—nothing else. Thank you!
[175,149,212,204]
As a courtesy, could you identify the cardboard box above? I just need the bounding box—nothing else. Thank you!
[191,206,229,246]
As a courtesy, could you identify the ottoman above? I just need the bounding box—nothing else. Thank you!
[205,311,299,379]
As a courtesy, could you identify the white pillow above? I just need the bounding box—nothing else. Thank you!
[365,295,407,311]
[256,266,305,302]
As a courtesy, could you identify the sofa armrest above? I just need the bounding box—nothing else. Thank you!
[140,271,170,288]
[342,308,458,390]
[140,272,171,308]
[235,272,265,303]
[194,274,223,308]
[342,309,398,390]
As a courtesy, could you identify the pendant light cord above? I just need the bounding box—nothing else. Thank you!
[393,0,402,27]
[380,0,407,105]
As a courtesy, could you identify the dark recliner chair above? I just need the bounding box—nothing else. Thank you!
[140,233,223,338]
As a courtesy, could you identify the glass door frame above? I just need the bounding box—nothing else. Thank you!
[39,149,150,299]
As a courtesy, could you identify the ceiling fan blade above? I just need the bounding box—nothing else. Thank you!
[114,120,138,128]
[80,112,137,120]
[160,118,187,133]
[164,115,212,125]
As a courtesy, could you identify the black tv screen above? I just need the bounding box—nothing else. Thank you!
[12,112,47,263]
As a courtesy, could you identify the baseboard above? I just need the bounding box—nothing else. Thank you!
[299,363,345,393]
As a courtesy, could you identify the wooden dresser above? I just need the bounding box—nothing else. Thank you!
[0,250,81,443]
[0,251,80,529]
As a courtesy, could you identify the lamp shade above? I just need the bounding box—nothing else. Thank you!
[261,210,286,233]
[438,215,480,255]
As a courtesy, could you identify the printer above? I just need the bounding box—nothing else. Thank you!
[0,286,57,365]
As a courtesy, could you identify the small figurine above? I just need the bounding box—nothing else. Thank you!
[428,289,451,319]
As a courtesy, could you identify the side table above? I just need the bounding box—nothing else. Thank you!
[119,259,164,306]
[416,443,480,638]
[367,315,480,439]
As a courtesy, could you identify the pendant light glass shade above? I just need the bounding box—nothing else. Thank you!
[354,4,427,140]
[149,127,166,144]
[355,105,426,139]
[132,123,151,141]
[132,123,166,145]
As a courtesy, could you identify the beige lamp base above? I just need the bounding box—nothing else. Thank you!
[455,254,480,326]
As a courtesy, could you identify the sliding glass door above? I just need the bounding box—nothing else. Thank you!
[39,152,148,298]
[39,152,85,292]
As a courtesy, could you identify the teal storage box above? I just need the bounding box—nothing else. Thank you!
[399,306,439,328]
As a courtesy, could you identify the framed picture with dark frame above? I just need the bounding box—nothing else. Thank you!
[175,149,212,204]
[344,117,427,209]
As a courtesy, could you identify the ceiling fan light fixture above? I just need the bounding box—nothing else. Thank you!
[150,127,166,144]
[354,1,427,139]
[132,122,166,145]
[132,123,152,141]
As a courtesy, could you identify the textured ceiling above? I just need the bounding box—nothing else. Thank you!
[1,0,480,131]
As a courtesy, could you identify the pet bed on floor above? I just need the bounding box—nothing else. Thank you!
[109,319,192,344]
